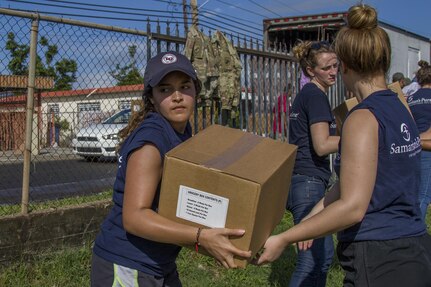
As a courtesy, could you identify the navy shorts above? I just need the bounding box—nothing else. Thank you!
[90,253,182,287]
[337,233,431,287]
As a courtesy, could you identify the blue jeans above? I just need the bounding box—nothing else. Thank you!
[419,151,431,220]
[286,174,334,287]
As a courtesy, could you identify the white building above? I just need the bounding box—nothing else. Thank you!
[263,12,431,83]
[0,84,143,150]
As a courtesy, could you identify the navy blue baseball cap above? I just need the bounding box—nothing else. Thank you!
[143,51,199,98]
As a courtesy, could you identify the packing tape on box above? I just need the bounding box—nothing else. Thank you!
[203,132,262,170]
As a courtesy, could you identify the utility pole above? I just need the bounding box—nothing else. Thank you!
[182,0,189,33]
[191,0,198,28]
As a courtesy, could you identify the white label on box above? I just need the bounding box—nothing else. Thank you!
[176,185,229,228]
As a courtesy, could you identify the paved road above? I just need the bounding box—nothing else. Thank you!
[0,148,118,204]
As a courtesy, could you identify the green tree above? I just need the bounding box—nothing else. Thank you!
[5,32,78,91]
[110,45,144,86]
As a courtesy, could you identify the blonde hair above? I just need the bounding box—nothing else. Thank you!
[335,4,391,75]
[292,40,335,78]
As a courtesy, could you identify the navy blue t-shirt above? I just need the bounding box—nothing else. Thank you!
[289,82,336,184]
[335,90,425,242]
[93,112,192,277]
[407,88,431,133]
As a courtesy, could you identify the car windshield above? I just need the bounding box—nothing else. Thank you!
[103,109,131,124]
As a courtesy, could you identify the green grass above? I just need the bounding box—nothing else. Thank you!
[1,209,430,286]
[0,190,112,216]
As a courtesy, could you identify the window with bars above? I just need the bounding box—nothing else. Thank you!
[77,102,101,112]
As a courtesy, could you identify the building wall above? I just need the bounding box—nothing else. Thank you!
[384,27,431,81]
[41,91,142,138]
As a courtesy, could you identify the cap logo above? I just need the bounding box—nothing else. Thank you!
[161,53,177,64]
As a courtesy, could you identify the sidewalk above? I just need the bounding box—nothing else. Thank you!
[0,147,77,163]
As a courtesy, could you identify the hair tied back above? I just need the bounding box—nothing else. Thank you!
[346,4,378,30]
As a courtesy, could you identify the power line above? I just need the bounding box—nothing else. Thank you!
[7,7,186,24]
[51,0,188,13]
[199,22,263,44]
[151,0,184,5]
[246,0,282,17]
[200,8,261,28]
[5,0,268,42]
[200,8,262,31]
[214,0,269,18]
[6,0,186,16]
[271,0,304,14]
[199,17,262,38]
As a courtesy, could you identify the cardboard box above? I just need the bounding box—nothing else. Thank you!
[158,124,297,267]
[387,81,412,115]
[332,97,359,135]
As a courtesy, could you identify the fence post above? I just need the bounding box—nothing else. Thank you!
[22,18,39,214]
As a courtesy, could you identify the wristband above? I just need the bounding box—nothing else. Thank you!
[195,227,202,253]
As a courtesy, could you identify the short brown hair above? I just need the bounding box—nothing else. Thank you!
[416,63,431,86]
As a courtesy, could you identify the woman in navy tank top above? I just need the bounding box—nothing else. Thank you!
[408,63,431,220]
[91,51,251,287]
[255,4,431,286]
[284,39,340,286]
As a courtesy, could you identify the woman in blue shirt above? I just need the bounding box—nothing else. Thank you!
[91,51,251,287]
[285,40,340,287]
[408,63,431,219]
[256,4,431,286]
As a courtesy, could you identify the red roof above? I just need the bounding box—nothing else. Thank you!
[0,84,144,104]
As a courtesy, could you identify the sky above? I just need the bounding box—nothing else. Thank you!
[1,0,430,40]
[0,0,429,88]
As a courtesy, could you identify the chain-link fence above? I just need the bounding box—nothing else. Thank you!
[0,8,345,216]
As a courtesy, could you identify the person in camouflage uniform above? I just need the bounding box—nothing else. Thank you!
[184,26,219,107]
[211,31,242,123]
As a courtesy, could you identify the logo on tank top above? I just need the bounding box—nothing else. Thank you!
[401,123,410,141]
[407,95,414,103]
[407,96,431,106]
[290,112,299,120]
[390,123,421,156]
[118,155,123,168]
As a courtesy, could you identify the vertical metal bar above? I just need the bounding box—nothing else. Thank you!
[250,38,256,133]
[256,57,262,135]
[256,39,263,136]
[21,18,39,215]
[267,58,278,138]
[262,54,268,137]
[242,37,249,131]
[175,22,180,52]
[166,20,171,51]
[146,18,152,60]
[156,20,161,53]
[202,105,206,129]
[265,58,278,138]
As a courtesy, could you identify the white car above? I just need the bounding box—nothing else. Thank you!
[71,108,131,161]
